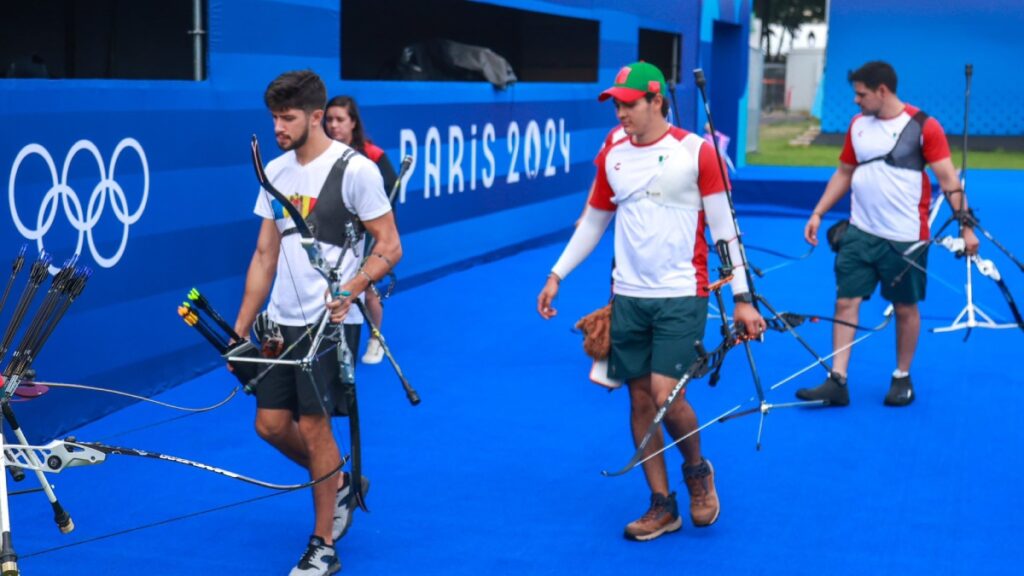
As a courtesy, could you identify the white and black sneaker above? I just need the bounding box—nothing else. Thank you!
[333,472,371,541]
[289,535,340,576]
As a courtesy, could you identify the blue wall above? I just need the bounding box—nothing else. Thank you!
[821,0,1024,136]
[1,0,749,438]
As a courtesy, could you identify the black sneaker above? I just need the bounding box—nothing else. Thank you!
[289,535,340,576]
[795,371,849,406]
[884,375,914,406]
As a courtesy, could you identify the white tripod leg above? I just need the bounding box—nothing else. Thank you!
[933,255,1017,333]
[0,428,18,576]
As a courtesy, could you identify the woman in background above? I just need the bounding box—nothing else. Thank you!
[325,95,398,364]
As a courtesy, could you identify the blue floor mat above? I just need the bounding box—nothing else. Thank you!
[9,211,1024,575]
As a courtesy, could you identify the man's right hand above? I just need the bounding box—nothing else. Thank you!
[804,213,822,246]
[537,275,560,320]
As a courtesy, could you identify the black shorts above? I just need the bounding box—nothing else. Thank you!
[255,323,361,417]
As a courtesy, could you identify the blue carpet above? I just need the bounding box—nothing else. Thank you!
[9,207,1024,575]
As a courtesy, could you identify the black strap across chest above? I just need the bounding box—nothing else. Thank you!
[281,148,365,248]
[859,110,930,171]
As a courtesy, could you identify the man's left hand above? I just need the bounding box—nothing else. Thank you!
[733,301,766,340]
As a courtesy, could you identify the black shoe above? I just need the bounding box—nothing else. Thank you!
[795,372,849,406]
[884,375,914,406]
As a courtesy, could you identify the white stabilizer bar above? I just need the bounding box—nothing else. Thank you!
[974,257,1002,282]
[3,440,106,473]
[938,236,1004,281]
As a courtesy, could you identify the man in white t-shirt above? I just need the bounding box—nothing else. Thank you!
[232,70,401,576]
[537,61,765,542]
[799,61,977,408]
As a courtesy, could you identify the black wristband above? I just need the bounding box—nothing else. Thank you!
[733,292,753,304]
[956,207,976,229]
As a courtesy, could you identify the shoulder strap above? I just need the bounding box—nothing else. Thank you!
[281,149,364,248]
[859,110,929,168]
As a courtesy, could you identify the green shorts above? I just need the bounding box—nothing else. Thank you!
[835,224,928,304]
[608,295,709,381]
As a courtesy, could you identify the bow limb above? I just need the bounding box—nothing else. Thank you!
[601,328,741,477]
[5,438,346,491]
[250,135,331,278]
[250,136,314,240]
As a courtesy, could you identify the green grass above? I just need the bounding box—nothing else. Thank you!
[746,120,1024,169]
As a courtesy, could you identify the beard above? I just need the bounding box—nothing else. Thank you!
[860,103,882,117]
[278,124,311,151]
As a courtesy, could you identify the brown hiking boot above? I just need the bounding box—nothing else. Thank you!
[683,458,720,527]
[623,492,682,541]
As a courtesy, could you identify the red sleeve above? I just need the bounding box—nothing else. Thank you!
[921,117,951,164]
[594,126,625,167]
[589,147,616,211]
[839,117,859,165]
[697,141,729,197]
[363,142,385,163]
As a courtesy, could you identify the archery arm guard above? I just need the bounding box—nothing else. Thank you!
[704,192,750,297]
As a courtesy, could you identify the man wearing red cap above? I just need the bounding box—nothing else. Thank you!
[537,62,765,541]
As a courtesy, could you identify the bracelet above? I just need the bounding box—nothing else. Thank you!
[358,269,376,284]
[371,252,394,268]
[548,272,562,284]
[733,292,753,304]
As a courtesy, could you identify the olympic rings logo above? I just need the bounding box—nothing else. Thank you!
[8,138,149,273]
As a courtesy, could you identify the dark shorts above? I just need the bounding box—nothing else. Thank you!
[835,224,928,304]
[609,295,709,382]
[255,323,361,417]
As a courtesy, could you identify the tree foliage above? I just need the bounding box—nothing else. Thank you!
[754,0,826,61]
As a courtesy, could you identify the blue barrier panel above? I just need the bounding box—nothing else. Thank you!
[1,0,751,438]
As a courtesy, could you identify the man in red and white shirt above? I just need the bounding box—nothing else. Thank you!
[799,61,978,408]
[537,61,765,541]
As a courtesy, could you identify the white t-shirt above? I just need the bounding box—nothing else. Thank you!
[254,140,392,326]
[841,104,950,242]
[590,126,728,298]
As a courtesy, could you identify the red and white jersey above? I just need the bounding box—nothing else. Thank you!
[590,126,727,298]
[601,126,627,150]
[841,104,950,241]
